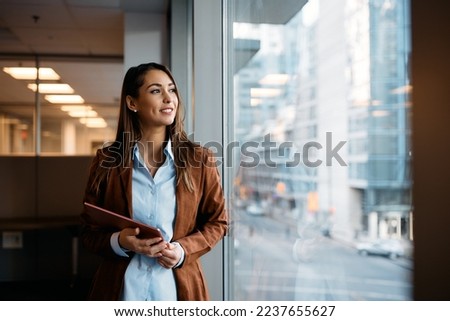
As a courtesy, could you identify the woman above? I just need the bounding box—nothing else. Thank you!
[80,62,228,300]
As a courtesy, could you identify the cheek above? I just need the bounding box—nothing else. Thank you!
[172,99,179,111]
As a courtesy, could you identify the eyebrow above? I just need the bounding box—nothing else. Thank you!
[146,82,175,89]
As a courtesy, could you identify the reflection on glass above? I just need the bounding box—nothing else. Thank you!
[230,0,412,300]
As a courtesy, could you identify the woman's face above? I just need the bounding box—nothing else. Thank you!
[127,69,178,130]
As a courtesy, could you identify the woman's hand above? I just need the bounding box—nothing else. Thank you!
[118,227,168,257]
[158,242,183,269]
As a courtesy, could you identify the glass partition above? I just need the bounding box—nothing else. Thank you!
[0,60,36,154]
[227,0,412,300]
[0,58,120,155]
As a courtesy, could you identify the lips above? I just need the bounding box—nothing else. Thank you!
[160,107,174,114]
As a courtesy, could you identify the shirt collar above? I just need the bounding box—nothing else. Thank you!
[133,137,174,163]
[164,138,174,161]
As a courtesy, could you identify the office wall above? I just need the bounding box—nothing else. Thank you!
[0,156,92,219]
[0,157,36,219]
[192,0,226,301]
[0,156,96,283]
[124,12,168,70]
[171,0,227,301]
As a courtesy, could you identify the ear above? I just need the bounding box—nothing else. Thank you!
[126,95,138,112]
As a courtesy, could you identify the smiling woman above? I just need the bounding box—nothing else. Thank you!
[80,62,228,301]
[126,69,178,136]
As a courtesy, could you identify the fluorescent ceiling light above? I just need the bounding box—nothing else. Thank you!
[259,74,290,85]
[250,88,282,98]
[45,95,84,104]
[79,117,107,128]
[62,105,98,117]
[27,83,74,94]
[3,67,60,80]
[60,105,92,112]
[68,110,98,118]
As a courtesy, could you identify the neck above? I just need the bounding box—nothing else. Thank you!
[140,126,166,146]
[138,127,168,169]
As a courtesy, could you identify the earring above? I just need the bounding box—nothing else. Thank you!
[133,110,137,113]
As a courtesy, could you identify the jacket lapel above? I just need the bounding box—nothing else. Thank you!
[119,166,133,219]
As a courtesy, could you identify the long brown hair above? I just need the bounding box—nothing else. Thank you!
[90,62,198,195]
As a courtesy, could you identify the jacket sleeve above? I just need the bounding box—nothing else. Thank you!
[175,149,228,266]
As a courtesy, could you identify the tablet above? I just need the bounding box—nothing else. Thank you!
[83,202,162,239]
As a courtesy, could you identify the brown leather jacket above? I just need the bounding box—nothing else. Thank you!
[80,145,228,300]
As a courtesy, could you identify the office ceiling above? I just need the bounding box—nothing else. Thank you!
[0,0,169,121]
[0,0,168,56]
[0,0,307,121]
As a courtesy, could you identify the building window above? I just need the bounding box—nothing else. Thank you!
[227,0,412,300]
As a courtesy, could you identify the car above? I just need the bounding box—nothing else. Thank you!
[246,204,265,216]
[356,239,405,259]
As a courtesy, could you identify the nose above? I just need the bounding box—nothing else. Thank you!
[163,89,173,103]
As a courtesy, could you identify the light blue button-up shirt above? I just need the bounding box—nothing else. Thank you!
[110,139,181,301]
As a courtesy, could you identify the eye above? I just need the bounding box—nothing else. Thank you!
[150,89,160,94]
[169,87,177,93]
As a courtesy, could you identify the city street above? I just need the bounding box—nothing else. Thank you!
[232,212,413,301]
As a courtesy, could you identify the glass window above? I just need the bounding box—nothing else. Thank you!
[227,0,412,300]
[369,135,398,155]
[0,58,120,155]
[0,60,36,154]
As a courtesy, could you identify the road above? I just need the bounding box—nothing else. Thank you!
[232,212,413,301]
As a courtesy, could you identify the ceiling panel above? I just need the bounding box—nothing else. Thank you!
[80,30,123,55]
[0,3,74,29]
[70,7,123,30]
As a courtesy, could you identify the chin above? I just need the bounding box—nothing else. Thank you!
[163,118,176,126]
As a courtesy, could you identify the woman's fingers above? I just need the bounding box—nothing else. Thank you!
[118,227,140,250]
[120,228,169,256]
[145,236,164,246]
[131,236,168,257]
[157,243,181,268]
